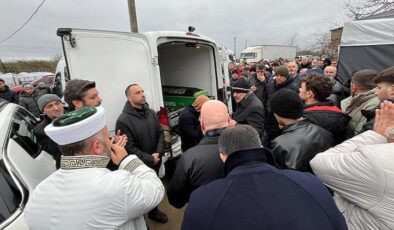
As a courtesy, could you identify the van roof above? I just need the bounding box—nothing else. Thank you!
[144,31,216,44]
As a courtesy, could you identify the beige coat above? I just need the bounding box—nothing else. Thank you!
[341,89,379,137]
[311,131,394,230]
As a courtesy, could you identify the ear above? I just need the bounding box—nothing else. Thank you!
[220,152,227,162]
[72,100,84,109]
[200,119,205,132]
[389,84,394,96]
[306,90,314,98]
[91,140,102,155]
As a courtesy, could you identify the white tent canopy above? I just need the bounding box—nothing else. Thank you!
[341,18,394,46]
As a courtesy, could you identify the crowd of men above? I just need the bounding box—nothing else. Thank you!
[0,56,394,229]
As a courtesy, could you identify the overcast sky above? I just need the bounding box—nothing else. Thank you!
[0,0,352,60]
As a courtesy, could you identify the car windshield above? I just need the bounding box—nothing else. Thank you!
[240,52,256,59]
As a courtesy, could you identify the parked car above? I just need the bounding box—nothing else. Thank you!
[0,101,56,229]
[10,75,55,94]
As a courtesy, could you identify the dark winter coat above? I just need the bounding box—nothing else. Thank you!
[33,115,61,169]
[168,134,224,209]
[327,79,348,108]
[249,73,271,105]
[265,77,300,139]
[178,105,203,152]
[18,91,44,117]
[271,120,335,173]
[0,85,19,104]
[361,98,394,133]
[115,102,164,170]
[233,92,265,137]
[304,101,351,144]
[182,148,348,230]
[37,87,51,95]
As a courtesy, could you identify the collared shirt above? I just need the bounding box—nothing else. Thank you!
[25,155,164,230]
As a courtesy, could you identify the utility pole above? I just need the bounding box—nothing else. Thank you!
[233,37,237,60]
[245,39,248,49]
[127,0,138,33]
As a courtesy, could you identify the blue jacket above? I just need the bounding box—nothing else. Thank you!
[182,148,347,230]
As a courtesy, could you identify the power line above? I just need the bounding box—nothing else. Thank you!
[0,0,47,44]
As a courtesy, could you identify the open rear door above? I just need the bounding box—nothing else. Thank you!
[57,28,162,133]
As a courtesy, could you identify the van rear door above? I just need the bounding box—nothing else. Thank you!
[57,28,162,133]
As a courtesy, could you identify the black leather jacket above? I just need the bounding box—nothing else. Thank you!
[271,120,335,173]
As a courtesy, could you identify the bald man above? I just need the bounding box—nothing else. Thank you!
[168,100,233,209]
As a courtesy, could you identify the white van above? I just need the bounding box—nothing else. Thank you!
[55,28,232,159]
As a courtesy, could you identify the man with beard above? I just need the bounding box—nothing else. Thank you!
[25,106,164,229]
[116,84,168,223]
[33,94,65,168]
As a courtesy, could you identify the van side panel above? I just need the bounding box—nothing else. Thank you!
[62,31,160,133]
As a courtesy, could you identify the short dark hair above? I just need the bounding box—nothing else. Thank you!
[64,79,96,109]
[256,64,266,70]
[124,84,139,97]
[0,78,4,83]
[301,73,333,101]
[249,65,256,72]
[218,125,261,156]
[351,69,378,91]
[374,66,394,85]
[230,69,238,74]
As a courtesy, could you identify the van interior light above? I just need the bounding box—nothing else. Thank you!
[185,43,199,48]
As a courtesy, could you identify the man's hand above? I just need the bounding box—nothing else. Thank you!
[373,101,394,142]
[257,72,266,82]
[114,129,127,142]
[152,153,160,166]
[110,135,128,165]
[250,85,257,92]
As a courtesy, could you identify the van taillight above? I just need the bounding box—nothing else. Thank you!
[157,107,172,151]
[157,107,169,126]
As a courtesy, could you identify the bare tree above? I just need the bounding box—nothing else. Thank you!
[286,32,298,47]
[345,0,394,19]
[309,32,337,58]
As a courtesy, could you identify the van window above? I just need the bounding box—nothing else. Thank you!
[11,109,40,157]
[240,52,256,59]
[53,73,64,98]
[0,160,22,224]
[64,66,70,82]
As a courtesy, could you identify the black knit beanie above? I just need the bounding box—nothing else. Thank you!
[270,89,303,119]
[232,77,250,92]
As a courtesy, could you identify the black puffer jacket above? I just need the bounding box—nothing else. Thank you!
[18,91,43,117]
[303,101,351,144]
[178,105,203,152]
[271,120,335,173]
[33,115,61,169]
[167,134,224,209]
[115,102,164,170]
[233,92,265,137]
[265,77,300,139]
[0,85,19,103]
